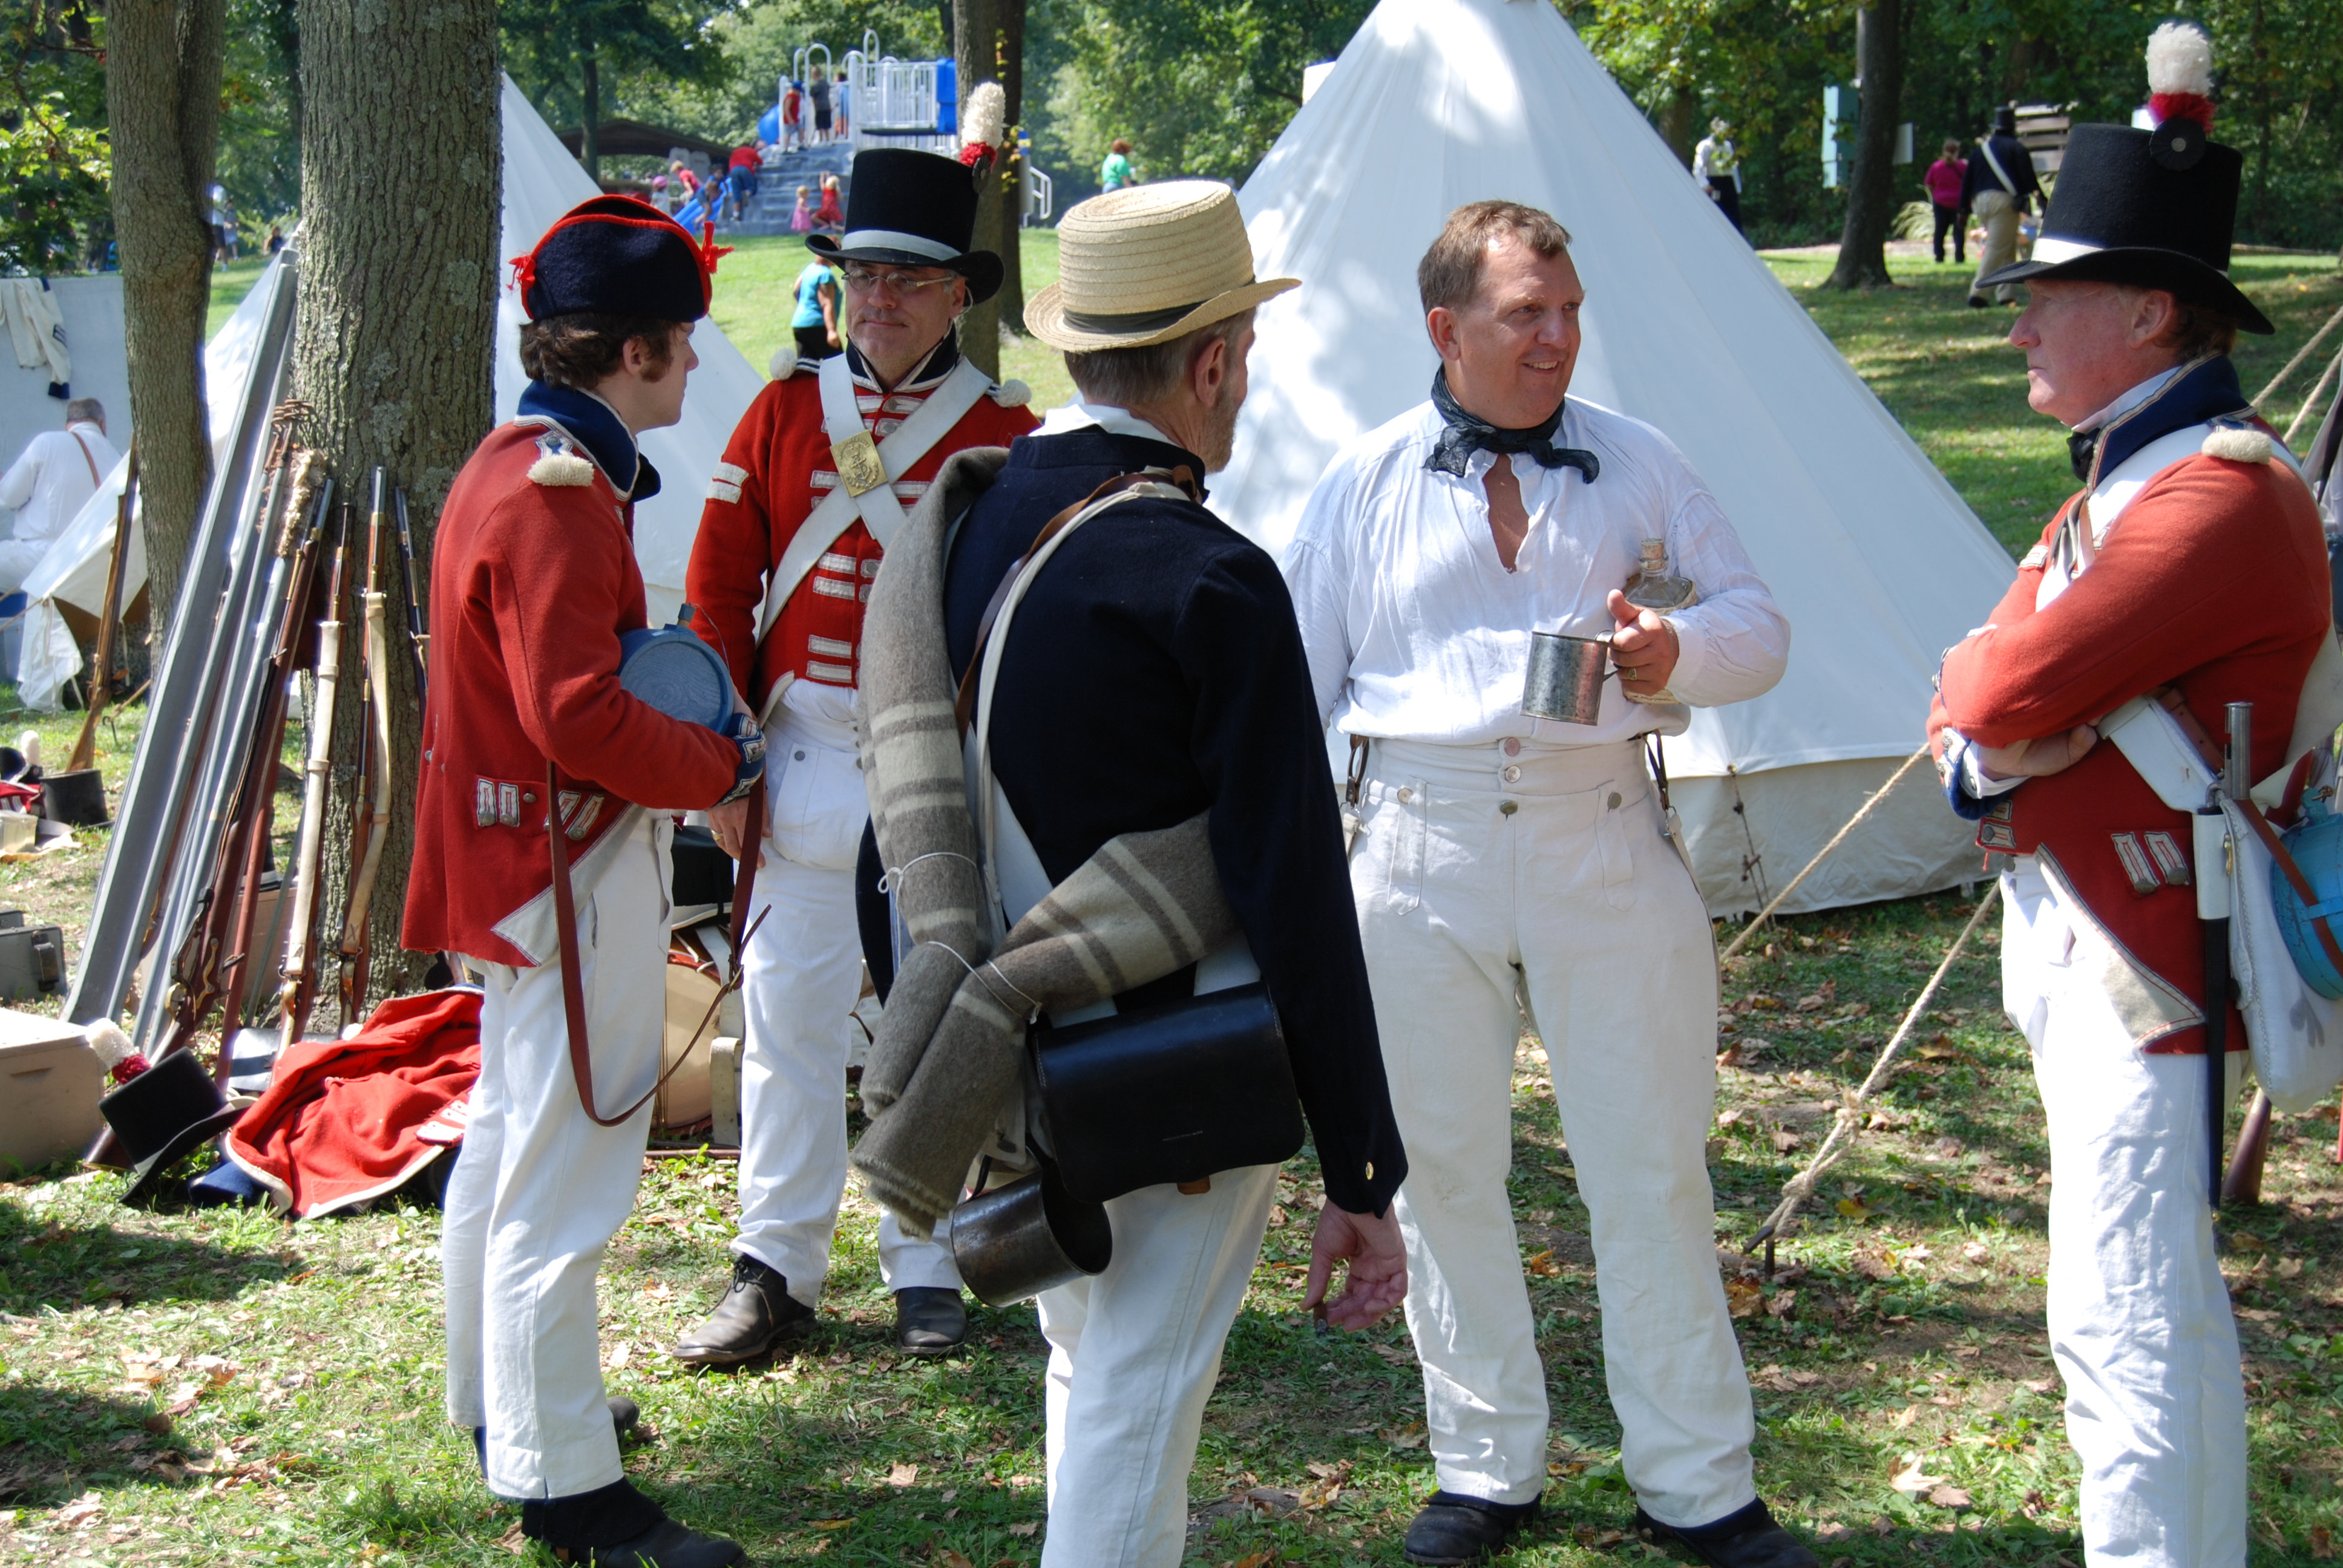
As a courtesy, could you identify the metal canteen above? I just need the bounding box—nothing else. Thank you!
[1522,630,1614,725]
[948,1165,1114,1307]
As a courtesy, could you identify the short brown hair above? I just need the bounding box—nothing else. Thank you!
[2109,284,2241,362]
[1064,309,1254,408]
[1417,201,1574,315]
[518,313,678,390]
[1111,139,1132,155]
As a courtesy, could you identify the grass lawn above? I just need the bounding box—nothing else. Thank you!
[61,236,2343,1566]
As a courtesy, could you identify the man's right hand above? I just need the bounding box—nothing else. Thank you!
[707,795,764,867]
[1303,1201,1409,1330]
[1976,723,2099,781]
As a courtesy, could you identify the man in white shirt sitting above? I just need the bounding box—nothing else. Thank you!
[0,399,117,595]
[1283,201,1804,1568]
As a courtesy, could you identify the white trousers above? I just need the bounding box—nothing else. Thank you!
[443,814,669,1500]
[1353,737,1756,1527]
[733,717,957,1301]
[1036,1165,1278,1568]
[2002,857,2247,1568]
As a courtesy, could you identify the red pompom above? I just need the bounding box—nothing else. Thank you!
[110,1053,149,1085]
[2149,91,2215,131]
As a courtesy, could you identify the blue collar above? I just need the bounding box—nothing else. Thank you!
[2071,356,2251,487]
[517,381,659,501]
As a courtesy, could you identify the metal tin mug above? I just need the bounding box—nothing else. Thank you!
[948,1165,1115,1307]
[1522,630,1613,725]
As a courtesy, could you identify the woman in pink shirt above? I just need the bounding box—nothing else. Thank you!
[1924,140,1968,264]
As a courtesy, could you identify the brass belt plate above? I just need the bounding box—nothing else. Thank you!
[832,429,887,498]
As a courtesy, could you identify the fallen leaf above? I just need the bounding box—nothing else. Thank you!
[1889,1454,1947,1496]
[1961,1241,1990,1264]
[1837,1196,1875,1221]
[1725,1278,1764,1319]
[1890,1404,1919,1429]
[1524,1249,1561,1278]
[888,1462,920,1488]
[1796,994,1827,1012]
[1007,1521,1039,1537]
[810,1518,854,1531]
[929,1550,974,1568]
[497,1520,529,1553]
[2309,1523,2335,1559]
[2238,1307,2280,1322]
[1379,1421,1427,1450]
[2230,1231,2267,1252]
[1765,1290,1800,1320]
[1230,1555,1278,1568]
[606,1342,632,1370]
[643,1279,674,1300]
[1771,1128,1803,1152]
[1927,1485,1973,1510]
[2278,1257,2304,1279]
[1931,1136,1965,1158]
[56,1497,100,1526]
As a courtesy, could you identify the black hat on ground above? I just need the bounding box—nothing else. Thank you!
[514,195,724,324]
[99,1049,244,1208]
[807,149,1003,304]
[1979,24,2272,335]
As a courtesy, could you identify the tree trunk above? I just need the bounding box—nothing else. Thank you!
[1657,83,1697,169]
[104,0,224,651]
[1826,0,1902,290]
[292,0,499,1022]
[994,0,1026,341]
[581,45,600,181]
[937,1,953,56]
[954,0,1001,377]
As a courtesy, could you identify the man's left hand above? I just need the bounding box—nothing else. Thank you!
[1303,1201,1408,1330]
[1607,589,1680,699]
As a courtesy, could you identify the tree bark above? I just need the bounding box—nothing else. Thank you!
[1826,0,1902,290]
[293,0,499,1020]
[1657,84,1697,169]
[994,0,1025,341]
[954,0,1001,377]
[104,0,224,651]
[581,45,600,181]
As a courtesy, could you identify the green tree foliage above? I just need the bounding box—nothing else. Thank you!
[1024,0,1373,191]
[215,0,301,230]
[499,0,737,158]
[2,0,110,272]
[611,0,946,146]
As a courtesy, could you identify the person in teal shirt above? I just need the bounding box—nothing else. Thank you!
[790,259,841,363]
[1099,139,1136,192]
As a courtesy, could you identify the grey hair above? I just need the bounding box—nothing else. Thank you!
[1064,309,1254,408]
[64,397,103,426]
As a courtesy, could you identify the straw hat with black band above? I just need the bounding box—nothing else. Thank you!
[1024,181,1297,353]
[807,148,1004,304]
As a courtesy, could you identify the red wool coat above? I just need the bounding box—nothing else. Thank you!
[687,362,1037,710]
[1932,447,2329,1053]
[404,421,740,967]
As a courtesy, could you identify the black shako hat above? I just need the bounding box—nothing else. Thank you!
[1979,25,2271,334]
[513,195,725,324]
[99,1050,245,1208]
[807,149,1003,304]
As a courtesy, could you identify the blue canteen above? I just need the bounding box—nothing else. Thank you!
[2272,794,2343,999]
[618,622,736,733]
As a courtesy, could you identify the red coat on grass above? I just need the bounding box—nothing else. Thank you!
[1931,432,2328,1054]
[687,348,1036,713]
[404,416,741,969]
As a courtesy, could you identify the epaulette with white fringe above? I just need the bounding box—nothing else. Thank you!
[989,379,1032,407]
[2203,419,2273,465]
[528,432,595,486]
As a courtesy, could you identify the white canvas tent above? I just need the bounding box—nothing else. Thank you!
[1216,0,2019,916]
[15,74,762,708]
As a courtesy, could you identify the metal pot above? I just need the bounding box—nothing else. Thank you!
[1522,630,1614,725]
[949,1165,1114,1307]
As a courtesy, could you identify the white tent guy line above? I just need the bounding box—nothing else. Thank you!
[1216,0,2019,916]
[16,76,764,710]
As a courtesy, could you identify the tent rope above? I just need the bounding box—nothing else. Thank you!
[2255,301,2343,408]
[1718,744,1932,962]
[1746,879,2002,1249]
[2284,348,2342,448]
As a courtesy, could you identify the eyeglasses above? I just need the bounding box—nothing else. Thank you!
[840,264,960,295]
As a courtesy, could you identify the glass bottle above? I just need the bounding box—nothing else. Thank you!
[1621,538,1695,705]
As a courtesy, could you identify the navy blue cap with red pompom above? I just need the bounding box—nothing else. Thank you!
[511,195,731,324]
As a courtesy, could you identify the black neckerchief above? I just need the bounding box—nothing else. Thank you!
[1424,370,1600,483]
[2066,355,2251,486]
[847,333,961,396]
[516,380,660,501]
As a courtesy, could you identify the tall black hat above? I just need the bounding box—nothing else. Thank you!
[1979,24,2271,334]
[98,1050,244,1208]
[807,149,1003,304]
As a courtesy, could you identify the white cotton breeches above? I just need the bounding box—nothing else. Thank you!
[732,713,956,1300]
[1035,1165,1277,1568]
[442,814,669,1500]
[2002,856,2247,1568]
[1351,737,1756,1528]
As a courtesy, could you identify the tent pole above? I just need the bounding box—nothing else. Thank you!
[1719,743,1932,961]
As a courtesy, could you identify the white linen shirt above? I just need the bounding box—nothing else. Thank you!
[1283,396,1789,747]
[0,422,117,549]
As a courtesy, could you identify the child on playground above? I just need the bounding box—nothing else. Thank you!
[781,82,803,152]
[790,184,814,234]
[813,174,844,232]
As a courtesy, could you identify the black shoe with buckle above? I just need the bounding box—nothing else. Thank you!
[666,1255,813,1365]
[582,1517,747,1567]
[1403,1491,1539,1564]
[893,1287,968,1356]
[527,1478,744,1567]
[1635,1499,1820,1568]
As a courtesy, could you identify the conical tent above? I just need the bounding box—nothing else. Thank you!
[1216,0,2018,916]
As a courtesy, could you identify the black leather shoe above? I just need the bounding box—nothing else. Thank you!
[1636,1499,1820,1568]
[666,1255,813,1364]
[1404,1491,1539,1564]
[608,1396,640,1439]
[581,1518,746,1567]
[893,1287,968,1356]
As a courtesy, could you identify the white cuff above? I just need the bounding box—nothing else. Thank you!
[1662,614,1708,697]
[1957,735,2027,799]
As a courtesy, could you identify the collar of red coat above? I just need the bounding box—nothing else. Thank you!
[844,333,960,397]
[518,379,660,501]
[2072,354,2251,487]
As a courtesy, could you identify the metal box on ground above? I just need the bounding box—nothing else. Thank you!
[0,909,68,1000]
[0,1008,103,1172]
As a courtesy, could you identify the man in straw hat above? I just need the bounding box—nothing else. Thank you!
[845,180,1409,1567]
[1930,25,2319,1564]
[1283,200,1797,1566]
[408,194,762,1567]
[673,148,1037,1367]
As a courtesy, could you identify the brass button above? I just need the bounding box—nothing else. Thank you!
[1499,800,1519,816]
[1397,787,1414,803]
[1502,737,1521,757]
[1502,764,1522,784]
[1608,791,1622,809]
[522,792,537,803]
[1364,1161,1374,1181]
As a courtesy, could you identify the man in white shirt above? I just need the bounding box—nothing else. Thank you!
[1284,201,1802,1568]
[0,399,117,595]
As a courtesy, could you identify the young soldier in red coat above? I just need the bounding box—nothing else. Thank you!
[668,149,1035,1365]
[407,196,762,1568]
[1929,28,2326,1567]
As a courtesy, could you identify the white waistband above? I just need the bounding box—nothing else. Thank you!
[770,703,859,754]
[1369,736,1645,796]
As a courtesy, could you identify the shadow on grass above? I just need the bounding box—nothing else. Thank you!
[0,1195,295,1313]
[0,1383,183,1504]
